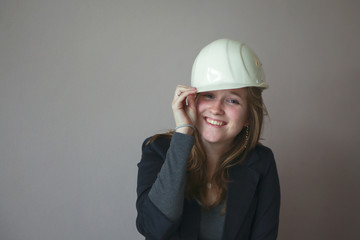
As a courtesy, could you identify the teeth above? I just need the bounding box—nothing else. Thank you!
[206,118,224,126]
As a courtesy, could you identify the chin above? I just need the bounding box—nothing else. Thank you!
[200,133,226,144]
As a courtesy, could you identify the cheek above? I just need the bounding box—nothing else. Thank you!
[196,101,206,114]
[229,108,248,123]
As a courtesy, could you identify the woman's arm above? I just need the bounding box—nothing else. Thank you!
[136,132,194,239]
[136,85,197,239]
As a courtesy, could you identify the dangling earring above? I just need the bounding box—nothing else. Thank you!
[244,125,249,149]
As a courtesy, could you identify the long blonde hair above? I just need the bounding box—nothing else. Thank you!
[147,87,267,208]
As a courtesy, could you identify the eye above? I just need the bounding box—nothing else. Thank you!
[202,93,214,99]
[227,99,239,104]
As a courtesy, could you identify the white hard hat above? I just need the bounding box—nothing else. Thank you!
[191,39,268,92]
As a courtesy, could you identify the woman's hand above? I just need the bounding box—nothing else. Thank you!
[172,85,197,135]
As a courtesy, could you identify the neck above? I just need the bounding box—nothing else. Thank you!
[201,140,230,176]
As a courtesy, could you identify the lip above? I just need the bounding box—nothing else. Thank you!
[204,117,227,127]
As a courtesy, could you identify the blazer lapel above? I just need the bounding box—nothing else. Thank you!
[179,199,201,239]
[222,163,260,239]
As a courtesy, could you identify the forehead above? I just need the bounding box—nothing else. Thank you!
[209,88,247,97]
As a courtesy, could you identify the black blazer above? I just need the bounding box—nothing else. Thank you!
[136,136,280,240]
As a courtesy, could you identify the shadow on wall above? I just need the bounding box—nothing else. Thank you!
[279,124,360,240]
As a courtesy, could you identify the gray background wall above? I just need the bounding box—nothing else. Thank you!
[1,0,359,239]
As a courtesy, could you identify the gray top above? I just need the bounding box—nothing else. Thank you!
[199,201,226,240]
[148,132,225,239]
[148,132,194,220]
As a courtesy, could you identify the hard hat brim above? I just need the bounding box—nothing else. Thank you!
[194,82,269,93]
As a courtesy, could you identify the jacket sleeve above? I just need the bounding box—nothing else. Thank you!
[250,148,281,240]
[136,133,195,239]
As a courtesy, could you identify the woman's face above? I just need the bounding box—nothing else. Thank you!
[195,88,249,146]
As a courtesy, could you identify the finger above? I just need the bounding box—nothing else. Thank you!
[187,92,196,107]
[172,88,197,107]
[174,85,196,97]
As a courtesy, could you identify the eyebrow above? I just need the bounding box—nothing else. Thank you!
[203,91,244,99]
[229,91,243,98]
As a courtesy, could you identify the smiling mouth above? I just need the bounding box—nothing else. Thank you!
[205,117,227,126]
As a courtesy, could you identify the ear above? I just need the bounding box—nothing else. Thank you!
[243,120,249,127]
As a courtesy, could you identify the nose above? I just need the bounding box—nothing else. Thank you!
[209,100,224,115]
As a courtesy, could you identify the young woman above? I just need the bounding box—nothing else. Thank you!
[136,39,280,240]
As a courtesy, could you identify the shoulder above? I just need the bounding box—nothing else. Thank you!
[139,132,195,169]
[243,144,276,175]
[251,144,274,160]
[142,132,195,153]
[141,134,173,159]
